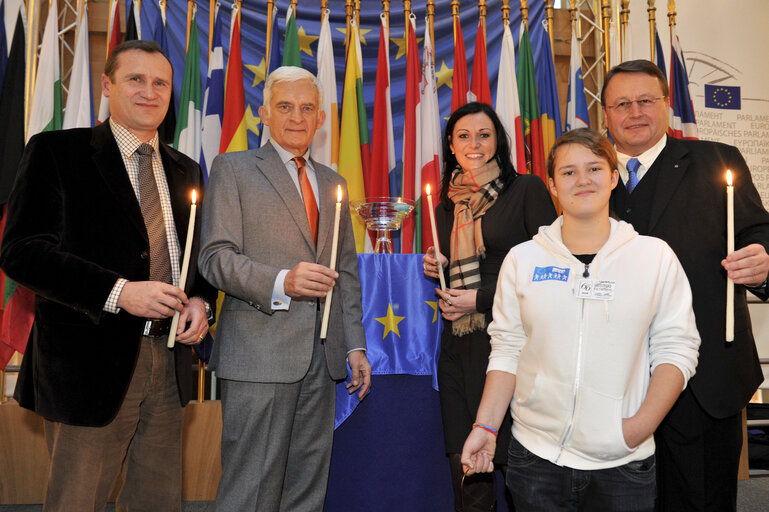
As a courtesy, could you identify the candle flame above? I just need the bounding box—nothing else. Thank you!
[426,183,431,196]
[726,170,733,187]
[337,185,342,202]
[192,189,197,204]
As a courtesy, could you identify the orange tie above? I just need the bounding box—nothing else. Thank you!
[293,156,318,245]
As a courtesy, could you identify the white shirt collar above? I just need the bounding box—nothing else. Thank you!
[616,134,667,184]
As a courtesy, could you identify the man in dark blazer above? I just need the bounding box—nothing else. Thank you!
[603,59,769,511]
[199,66,371,511]
[0,40,215,511]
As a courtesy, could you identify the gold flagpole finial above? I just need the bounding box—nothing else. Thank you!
[602,0,611,73]
[648,0,657,63]
[427,0,435,46]
[668,0,677,27]
[520,0,529,30]
[354,0,361,27]
[345,0,353,49]
[501,0,510,25]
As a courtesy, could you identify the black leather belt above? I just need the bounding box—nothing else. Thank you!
[145,318,172,337]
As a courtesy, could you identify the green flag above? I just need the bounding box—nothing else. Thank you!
[174,10,202,160]
[282,6,302,67]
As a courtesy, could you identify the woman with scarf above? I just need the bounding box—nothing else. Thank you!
[423,102,557,511]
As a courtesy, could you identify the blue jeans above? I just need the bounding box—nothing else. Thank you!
[506,436,655,512]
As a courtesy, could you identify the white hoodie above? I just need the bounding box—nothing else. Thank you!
[488,217,700,470]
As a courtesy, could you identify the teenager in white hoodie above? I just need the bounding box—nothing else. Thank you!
[460,129,700,511]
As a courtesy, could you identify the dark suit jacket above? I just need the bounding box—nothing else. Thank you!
[0,121,216,427]
[611,136,769,418]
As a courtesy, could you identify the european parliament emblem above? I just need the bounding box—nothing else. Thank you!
[705,84,741,110]
[532,266,570,282]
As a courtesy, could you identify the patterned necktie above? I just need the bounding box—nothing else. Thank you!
[136,143,172,284]
[626,157,641,194]
[293,156,318,246]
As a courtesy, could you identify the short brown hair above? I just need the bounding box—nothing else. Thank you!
[547,129,617,179]
[104,40,173,81]
[601,59,669,106]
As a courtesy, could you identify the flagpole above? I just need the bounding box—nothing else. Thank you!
[354,0,361,28]
[209,1,216,64]
[602,0,611,73]
[667,0,677,36]
[265,0,275,65]
[382,0,389,26]
[648,0,657,63]
[344,0,352,50]
[520,0,529,30]
[479,0,487,42]
[321,0,328,12]
[620,0,629,63]
[501,0,509,25]
[427,0,435,51]
[186,1,193,54]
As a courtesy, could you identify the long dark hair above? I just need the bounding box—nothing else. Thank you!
[439,102,517,205]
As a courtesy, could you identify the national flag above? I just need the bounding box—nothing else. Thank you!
[517,24,545,181]
[400,16,422,254]
[337,18,369,253]
[370,13,396,198]
[219,4,247,153]
[150,7,175,145]
[311,8,339,171]
[565,30,589,131]
[200,4,224,178]
[495,22,526,174]
[125,0,140,41]
[608,18,620,69]
[0,11,24,204]
[704,84,741,110]
[469,19,491,105]
[97,0,120,123]
[668,26,697,139]
[535,22,562,159]
[282,5,301,67]
[63,2,93,129]
[654,28,666,80]
[419,18,442,255]
[27,0,62,139]
[173,5,201,160]
[451,13,469,112]
[259,5,279,147]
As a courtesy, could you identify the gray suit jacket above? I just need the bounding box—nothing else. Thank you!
[198,141,365,382]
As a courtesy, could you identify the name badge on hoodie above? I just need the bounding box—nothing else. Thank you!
[576,279,616,300]
[532,266,570,282]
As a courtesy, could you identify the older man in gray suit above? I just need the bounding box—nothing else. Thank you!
[199,66,371,511]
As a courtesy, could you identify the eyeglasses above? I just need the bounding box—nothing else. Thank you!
[605,97,666,114]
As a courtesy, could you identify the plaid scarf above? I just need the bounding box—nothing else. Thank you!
[446,159,504,336]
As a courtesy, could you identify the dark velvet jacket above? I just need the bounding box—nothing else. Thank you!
[611,136,769,419]
[0,121,216,427]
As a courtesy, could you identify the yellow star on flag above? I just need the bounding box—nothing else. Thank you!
[436,61,453,89]
[245,58,266,87]
[390,33,423,60]
[245,105,260,136]
[375,303,405,339]
[298,26,320,57]
[425,301,439,323]
[336,26,372,45]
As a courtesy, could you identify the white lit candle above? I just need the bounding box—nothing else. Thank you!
[168,190,197,349]
[320,185,343,340]
[726,170,734,342]
[426,184,446,291]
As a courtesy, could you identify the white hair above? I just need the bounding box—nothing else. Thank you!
[262,66,323,112]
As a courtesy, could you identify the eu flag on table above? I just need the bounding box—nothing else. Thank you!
[335,254,442,428]
[705,84,741,110]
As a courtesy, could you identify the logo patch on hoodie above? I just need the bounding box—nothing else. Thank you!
[532,266,570,282]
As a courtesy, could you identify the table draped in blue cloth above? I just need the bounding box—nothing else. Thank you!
[334,254,442,429]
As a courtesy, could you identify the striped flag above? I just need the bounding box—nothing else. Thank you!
[451,13,469,112]
[517,24,545,181]
[311,8,339,171]
[337,19,369,252]
[369,13,396,198]
[654,28,667,80]
[126,0,140,41]
[565,30,589,131]
[27,0,62,139]
[401,16,421,254]
[150,7,175,145]
[219,4,247,154]
[282,5,301,67]
[469,19,491,105]
[668,26,698,140]
[97,0,120,123]
[495,22,526,174]
[535,22,562,159]
[173,6,201,159]
[63,2,93,129]
[419,18,442,254]
[200,4,224,178]
[259,5,280,147]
